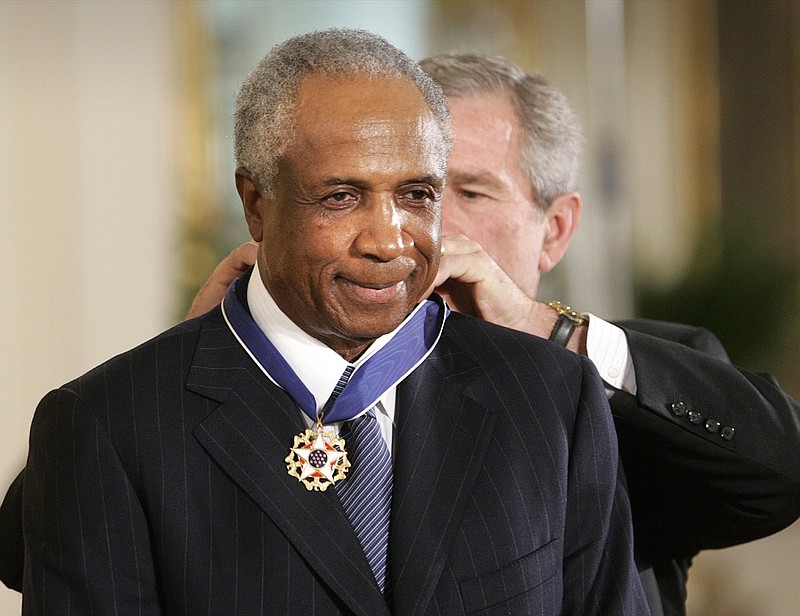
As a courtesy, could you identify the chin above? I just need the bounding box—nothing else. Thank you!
[340,310,410,340]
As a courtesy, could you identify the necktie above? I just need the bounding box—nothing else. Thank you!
[335,409,393,594]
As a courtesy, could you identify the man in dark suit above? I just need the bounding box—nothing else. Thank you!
[15,30,647,615]
[417,53,800,616]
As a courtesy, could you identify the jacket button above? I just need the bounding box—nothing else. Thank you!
[721,426,735,441]
[670,401,687,416]
[688,410,703,424]
[705,419,721,433]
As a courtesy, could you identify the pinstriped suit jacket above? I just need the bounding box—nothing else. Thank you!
[21,304,648,615]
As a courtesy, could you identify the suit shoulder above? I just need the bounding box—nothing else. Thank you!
[61,308,224,395]
[442,312,585,372]
[435,314,608,432]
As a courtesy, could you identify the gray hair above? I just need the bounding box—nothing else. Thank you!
[234,29,453,195]
[420,53,583,209]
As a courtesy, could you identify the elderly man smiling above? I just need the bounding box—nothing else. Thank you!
[17,30,646,615]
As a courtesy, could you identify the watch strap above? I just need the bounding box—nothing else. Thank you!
[547,300,587,347]
[549,314,578,346]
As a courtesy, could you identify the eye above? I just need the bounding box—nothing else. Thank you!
[322,190,359,208]
[398,186,435,207]
[457,188,484,201]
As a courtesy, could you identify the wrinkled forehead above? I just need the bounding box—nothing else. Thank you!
[288,73,449,171]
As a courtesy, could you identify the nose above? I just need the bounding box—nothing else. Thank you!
[354,195,409,261]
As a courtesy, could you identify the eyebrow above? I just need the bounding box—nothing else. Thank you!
[446,170,504,191]
[404,175,445,188]
[322,175,445,188]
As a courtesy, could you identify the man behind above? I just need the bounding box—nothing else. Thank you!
[18,31,646,614]
[419,53,800,616]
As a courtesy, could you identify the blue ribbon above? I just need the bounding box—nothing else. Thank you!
[222,278,448,424]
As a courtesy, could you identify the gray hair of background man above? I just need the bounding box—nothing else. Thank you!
[235,28,454,196]
[420,53,583,210]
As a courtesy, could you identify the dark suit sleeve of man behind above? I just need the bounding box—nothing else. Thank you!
[612,319,800,610]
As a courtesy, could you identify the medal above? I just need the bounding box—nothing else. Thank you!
[285,414,350,491]
[221,273,449,493]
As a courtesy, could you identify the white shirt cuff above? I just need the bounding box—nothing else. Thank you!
[585,313,637,395]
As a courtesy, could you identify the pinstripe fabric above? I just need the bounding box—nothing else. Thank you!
[387,315,648,615]
[21,307,647,615]
[335,410,392,593]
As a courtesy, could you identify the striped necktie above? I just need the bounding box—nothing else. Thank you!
[335,409,392,594]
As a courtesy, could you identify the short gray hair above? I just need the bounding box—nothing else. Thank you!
[420,53,583,209]
[234,29,453,195]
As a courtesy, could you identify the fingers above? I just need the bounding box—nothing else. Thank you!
[227,241,258,273]
[427,234,497,313]
[434,234,493,287]
[431,234,536,330]
[186,242,259,320]
[214,241,258,281]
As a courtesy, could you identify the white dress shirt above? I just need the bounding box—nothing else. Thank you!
[584,313,637,395]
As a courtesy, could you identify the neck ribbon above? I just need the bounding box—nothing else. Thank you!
[221,278,448,424]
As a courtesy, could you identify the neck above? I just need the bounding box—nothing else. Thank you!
[328,338,374,363]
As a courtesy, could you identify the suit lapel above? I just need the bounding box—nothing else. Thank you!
[186,313,390,616]
[389,339,497,616]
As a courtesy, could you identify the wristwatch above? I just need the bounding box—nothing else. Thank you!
[547,301,587,346]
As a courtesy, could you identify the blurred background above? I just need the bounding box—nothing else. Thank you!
[1,0,798,613]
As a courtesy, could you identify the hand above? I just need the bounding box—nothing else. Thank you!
[186,241,258,319]
[430,235,587,355]
[430,234,588,353]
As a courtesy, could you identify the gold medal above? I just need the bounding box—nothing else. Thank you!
[285,416,350,491]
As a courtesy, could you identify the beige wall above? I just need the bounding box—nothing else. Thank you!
[0,1,179,610]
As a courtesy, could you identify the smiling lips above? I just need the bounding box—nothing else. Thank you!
[338,276,408,303]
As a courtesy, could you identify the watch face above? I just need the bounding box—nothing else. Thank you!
[548,301,586,325]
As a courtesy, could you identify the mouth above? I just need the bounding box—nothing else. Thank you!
[337,277,408,303]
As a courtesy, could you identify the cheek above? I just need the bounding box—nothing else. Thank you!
[440,193,470,235]
[406,212,440,262]
[440,193,511,241]
[484,217,545,273]
[269,212,347,258]
[261,219,337,292]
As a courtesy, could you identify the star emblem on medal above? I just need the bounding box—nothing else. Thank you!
[286,428,351,491]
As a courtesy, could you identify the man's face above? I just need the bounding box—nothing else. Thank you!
[243,74,446,360]
[442,94,548,298]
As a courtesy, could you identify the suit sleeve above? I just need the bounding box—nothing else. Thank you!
[562,356,651,615]
[612,320,800,559]
[22,387,162,615]
[0,470,25,591]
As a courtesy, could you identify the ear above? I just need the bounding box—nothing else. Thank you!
[538,191,582,273]
[235,167,267,242]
